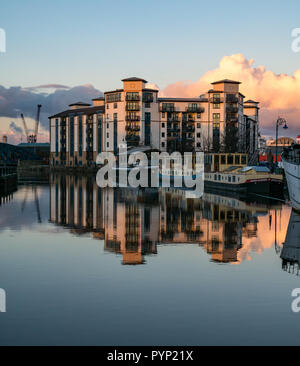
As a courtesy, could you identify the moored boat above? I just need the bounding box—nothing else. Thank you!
[282,144,300,211]
[204,153,283,196]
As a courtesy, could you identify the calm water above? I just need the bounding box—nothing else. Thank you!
[0,174,300,346]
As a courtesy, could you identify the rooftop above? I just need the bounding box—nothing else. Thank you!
[49,105,105,119]
[211,79,241,85]
[69,102,91,107]
[122,77,148,83]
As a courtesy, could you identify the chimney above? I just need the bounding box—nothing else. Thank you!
[2,135,7,144]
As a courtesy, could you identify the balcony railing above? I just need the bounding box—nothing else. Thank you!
[126,134,140,142]
[186,106,205,113]
[167,133,180,139]
[126,125,140,132]
[226,106,238,113]
[182,126,195,133]
[143,96,153,103]
[126,115,140,122]
[167,124,180,132]
[226,95,239,103]
[126,95,140,101]
[160,106,175,113]
[126,105,140,111]
[209,97,224,103]
[167,116,179,122]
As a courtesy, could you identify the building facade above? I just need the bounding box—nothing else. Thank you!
[49,77,259,167]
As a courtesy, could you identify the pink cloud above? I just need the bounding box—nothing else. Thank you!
[162,54,300,137]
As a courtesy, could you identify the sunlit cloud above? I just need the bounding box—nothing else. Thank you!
[162,54,300,137]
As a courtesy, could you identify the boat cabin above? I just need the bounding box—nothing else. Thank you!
[204,153,248,173]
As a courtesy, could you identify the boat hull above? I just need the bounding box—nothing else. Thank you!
[282,158,300,210]
[204,178,283,196]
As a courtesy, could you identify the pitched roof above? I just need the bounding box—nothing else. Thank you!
[92,96,105,101]
[49,105,105,119]
[244,99,259,104]
[68,102,91,107]
[121,77,148,83]
[211,79,241,85]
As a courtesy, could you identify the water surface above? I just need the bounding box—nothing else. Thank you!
[0,175,299,346]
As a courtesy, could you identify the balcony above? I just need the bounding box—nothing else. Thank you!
[126,134,140,142]
[167,133,180,139]
[126,115,140,122]
[209,97,223,103]
[143,96,153,103]
[182,135,194,141]
[126,125,140,132]
[167,116,179,122]
[226,95,239,103]
[186,106,205,113]
[226,105,238,113]
[126,95,140,101]
[126,105,140,111]
[167,124,180,132]
[182,126,195,133]
[160,106,175,113]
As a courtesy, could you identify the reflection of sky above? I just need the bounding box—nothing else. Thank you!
[0,186,50,232]
[0,185,300,346]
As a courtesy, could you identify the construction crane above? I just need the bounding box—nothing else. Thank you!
[20,104,42,144]
[34,104,42,143]
[20,113,29,143]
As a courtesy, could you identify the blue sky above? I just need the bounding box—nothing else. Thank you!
[1,0,300,91]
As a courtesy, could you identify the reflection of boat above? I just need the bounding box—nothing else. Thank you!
[281,210,300,275]
[282,144,300,211]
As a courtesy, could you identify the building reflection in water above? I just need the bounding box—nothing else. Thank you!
[50,174,284,265]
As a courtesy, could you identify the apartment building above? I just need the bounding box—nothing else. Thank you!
[49,77,259,167]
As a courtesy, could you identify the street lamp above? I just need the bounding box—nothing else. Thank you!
[275,117,288,167]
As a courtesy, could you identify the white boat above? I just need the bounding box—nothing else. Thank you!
[282,144,300,211]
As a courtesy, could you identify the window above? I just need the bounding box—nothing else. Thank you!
[114,103,117,109]
[162,132,165,138]
[228,155,233,164]
[126,92,139,101]
[145,102,150,108]
[213,113,220,122]
[241,155,247,164]
[107,123,109,128]
[232,176,236,183]
[197,123,201,128]
[162,123,165,128]
[197,142,201,147]
[221,155,226,164]
[107,104,109,109]
[107,142,109,148]
[197,133,201,138]
[235,155,240,164]
[106,93,121,103]
[162,112,165,118]
[197,114,201,119]
[162,142,165,147]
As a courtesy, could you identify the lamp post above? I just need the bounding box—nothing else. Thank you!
[275,117,288,167]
